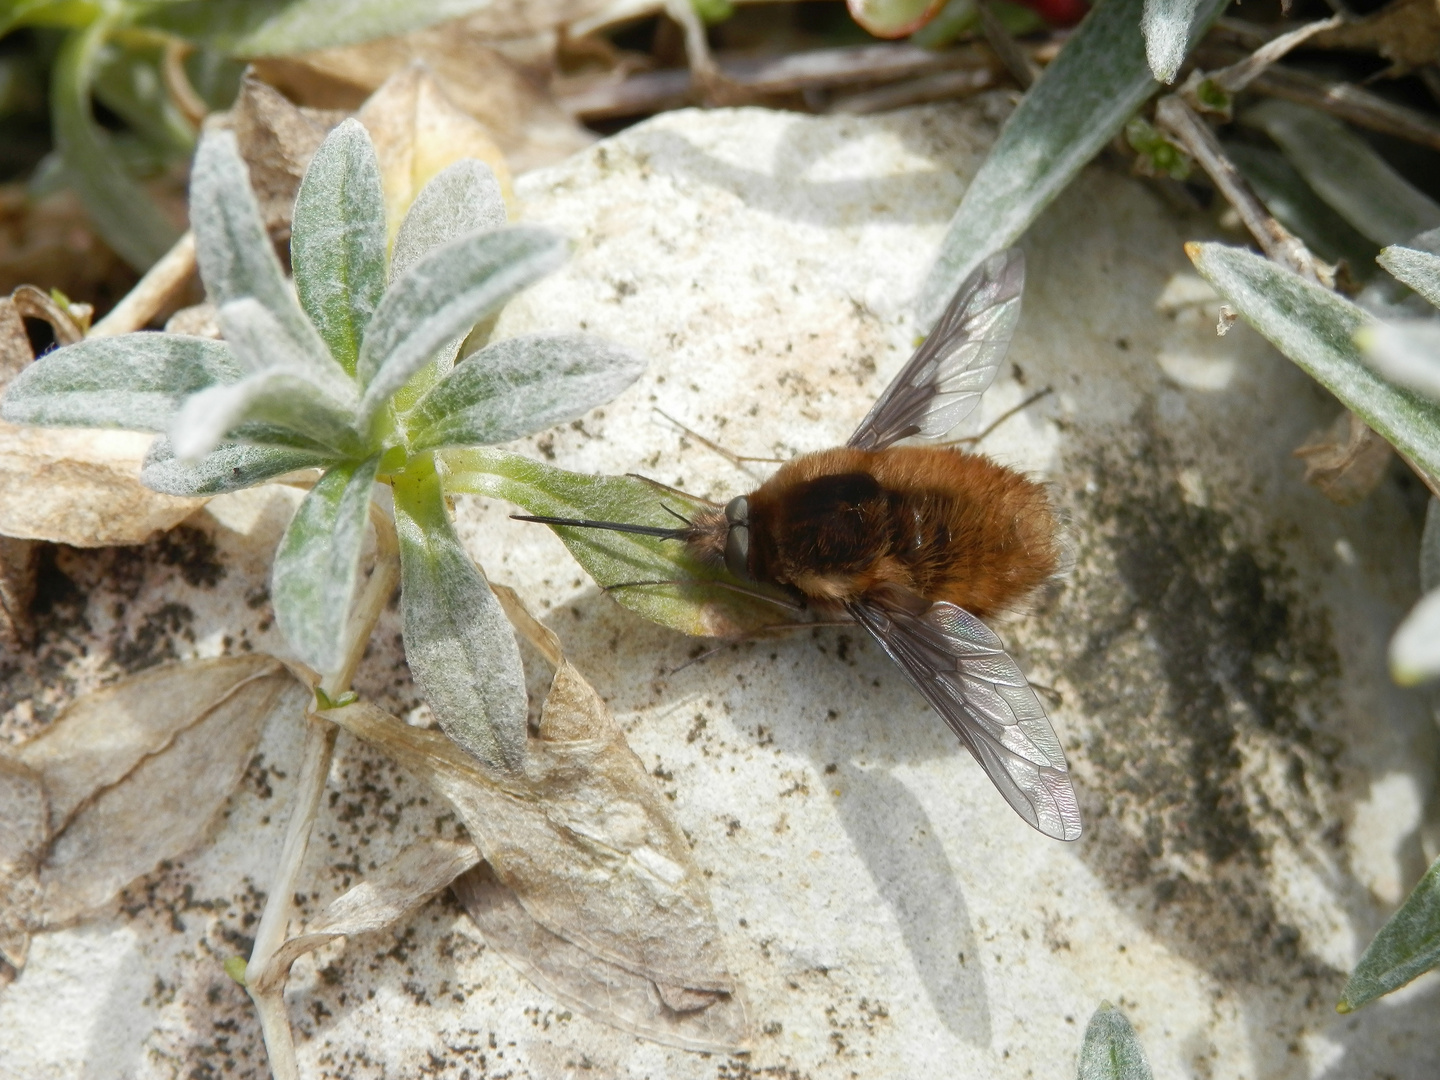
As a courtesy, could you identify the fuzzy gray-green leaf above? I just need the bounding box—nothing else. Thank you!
[1141,0,1201,83]
[391,159,507,282]
[1188,242,1440,483]
[1247,101,1440,247]
[1378,244,1440,308]
[190,130,328,357]
[0,334,240,433]
[1340,856,1440,1010]
[393,457,526,772]
[272,455,380,674]
[169,369,364,462]
[406,334,647,452]
[142,438,334,496]
[916,0,1226,324]
[1077,1002,1153,1080]
[355,225,566,424]
[292,119,387,376]
[217,298,356,399]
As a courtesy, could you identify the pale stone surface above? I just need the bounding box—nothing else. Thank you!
[3,101,1439,1079]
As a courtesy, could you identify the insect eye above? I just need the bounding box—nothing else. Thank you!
[725,523,750,578]
[724,495,749,526]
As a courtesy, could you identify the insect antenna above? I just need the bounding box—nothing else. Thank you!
[510,514,693,541]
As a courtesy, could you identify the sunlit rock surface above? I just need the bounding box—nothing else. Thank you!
[3,101,1438,1079]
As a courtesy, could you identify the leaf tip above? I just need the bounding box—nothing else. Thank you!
[223,956,248,986]
[1335,999,1352,1014]
[1183,241,1203,262]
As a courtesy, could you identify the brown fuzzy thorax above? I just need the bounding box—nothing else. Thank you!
[733,446,1060,618]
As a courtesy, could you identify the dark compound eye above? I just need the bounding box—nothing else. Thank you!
[724,495,749,525]
[725,523,750,579]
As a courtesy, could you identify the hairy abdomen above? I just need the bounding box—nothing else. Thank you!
[746,446,1060,618]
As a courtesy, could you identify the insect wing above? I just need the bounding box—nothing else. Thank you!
[848,598,1082,841]
[848,248,1025,451]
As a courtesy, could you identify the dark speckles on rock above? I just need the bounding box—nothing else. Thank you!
[1053,418,1344,987]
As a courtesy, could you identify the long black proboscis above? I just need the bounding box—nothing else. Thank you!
[511,514,690,541]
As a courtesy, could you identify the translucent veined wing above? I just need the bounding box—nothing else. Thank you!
[848,249,1025,452]
[847,597,1082,841]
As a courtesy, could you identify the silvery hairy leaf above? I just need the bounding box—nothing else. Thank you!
[142,438,334,497]
[1141,0,1202,83]
[392,459,527,771]
[271,455,381,675]
[1378,243,1440,308]
[917,0,1227,324]
[216,297,357,402]
[190,131,333,362]
[1077,1002,1154,1080]
[391,158,508,282]
[169,369,363,463]
[1340,856,1440,1010]
[406,334,647,452]
[1188,242,1440,484]
[291,119,388,377]
[355,226,567,426]
[0,334,240,433]
[1247,101,1440,248]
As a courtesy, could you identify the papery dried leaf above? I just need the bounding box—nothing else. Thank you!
[0,295,30,386]
[0,534,37,650]
[1294,409,1394,505]
[270,836,481,976]
[164,303,221,339]
[229,75,345,233]
[0,756,46,968]
[0,424,205,545]
[1310,0,1440,76]
[453,862,748,1053]
[11,656,309,930]
[353,65,514,240]
[326,618,749,1052]
[258,32,590,180]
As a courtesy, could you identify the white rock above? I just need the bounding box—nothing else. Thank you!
[3,101,1438,1079]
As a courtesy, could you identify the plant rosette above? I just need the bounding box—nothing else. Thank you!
[0,117,649,771]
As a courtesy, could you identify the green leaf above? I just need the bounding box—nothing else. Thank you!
[392,455,527,772]
[91,42,195,156]
[1077,1002,1153,1080]
[916,0,1226,324]
[0,333,239,432]
[1225,142,1378,275]
[1358,320,1440,400]
[1340,856,1440,1011]
[272,455,380,674]
[847,0,945,38]
[292,118,387,377]
[1378,244,1440,308]
[1141,0,1201,83]
[169,369,364,462]
[355,225,567,426]
[406,334,647,452]
[190,130,329,358]
[1187,243,1440,484]
[0,0,100,35]
[216,297,356,399]
[140,0,499,57]
[441,447,795,638]
[142,438,334,496]
[52,20,181,271]
[391,158,507,282]
[1247,101,1440,248]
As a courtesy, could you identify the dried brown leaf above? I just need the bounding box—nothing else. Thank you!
[0,422,206,545]
[2,656,309,936]
[227,75,348,233]
[325,588,748,1051]
[1311,0,1440,76]
[1294,409,1395,505]
[11,285,87,344]
[0,295,32,386]
[164,303,222,339]
[255,24,591,178]
[270,836,481,976]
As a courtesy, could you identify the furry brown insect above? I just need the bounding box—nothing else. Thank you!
[518,250,1082,840]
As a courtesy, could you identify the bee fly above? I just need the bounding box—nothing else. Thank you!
[516,250,1082,841]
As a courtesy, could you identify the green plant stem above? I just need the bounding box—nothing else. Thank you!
[52,16,181,271]
[243,503,400,1078]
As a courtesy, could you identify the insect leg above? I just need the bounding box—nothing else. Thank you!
[940,387,1054,449]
